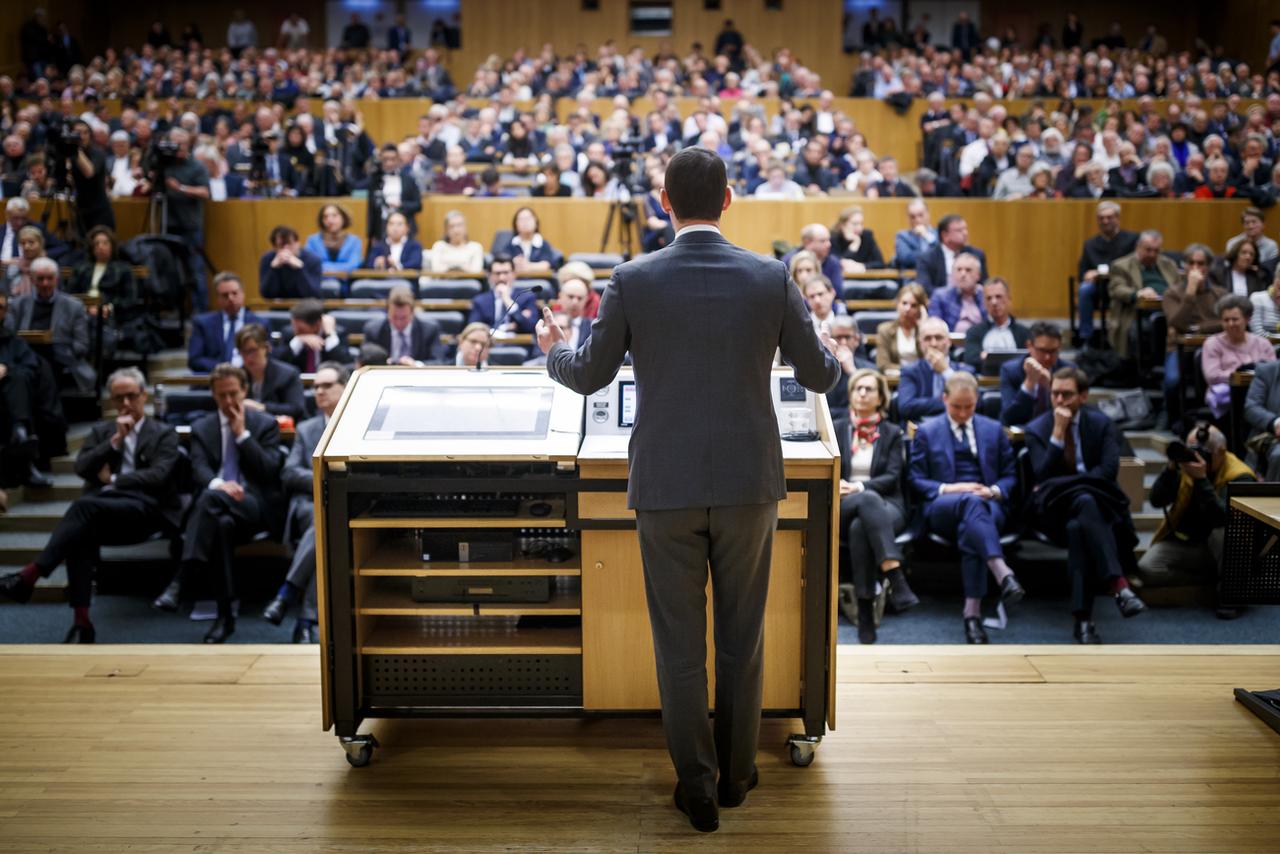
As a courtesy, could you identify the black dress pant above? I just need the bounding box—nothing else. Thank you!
[1,369,34,434]
[180,487,267,602]
[1062,492,1123,618]
[839,490,906,600]
[35,490,166,608]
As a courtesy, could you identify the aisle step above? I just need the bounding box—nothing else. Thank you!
[0,533,50,566]
[0,500,72,533]
[22,474,87,503]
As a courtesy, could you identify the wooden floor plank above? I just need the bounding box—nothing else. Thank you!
[1027,654,1280,683]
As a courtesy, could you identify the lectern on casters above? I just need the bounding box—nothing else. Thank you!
[313,366,840,769]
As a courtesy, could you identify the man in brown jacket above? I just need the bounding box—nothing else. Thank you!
[1107,230,1179,359]
[1162,244,1225,425]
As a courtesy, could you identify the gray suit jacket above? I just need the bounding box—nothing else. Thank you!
[1244,359,1280,437]
[548,229,841,510]
[282,414,326,545]
[6,290,92,390]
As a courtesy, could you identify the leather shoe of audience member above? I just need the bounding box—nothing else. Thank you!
[1073,620,1102,644]
[262,596,289,625]
[292,621,318,644]
[886,568,920,612]
[0,570,34,604]
[151,581,181,612]
[203,616,236,644]
[673,783,719,833]
[1115,587,1146,618]
[964,616,989,644]
[23,463,54,489]
[717,767,759,808]
[999,574,1025,606]
[63,623,96,644]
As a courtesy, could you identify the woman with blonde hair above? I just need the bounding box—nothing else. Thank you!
[787,250,820,288]
[874,283,929,372]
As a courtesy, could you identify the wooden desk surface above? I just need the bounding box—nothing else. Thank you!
[16,329,53,344]
[1230,495,1280,531]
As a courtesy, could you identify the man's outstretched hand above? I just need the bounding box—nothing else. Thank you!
[536,306,568,354]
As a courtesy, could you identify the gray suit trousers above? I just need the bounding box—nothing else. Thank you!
[285,500,319,623]
[634,501,778,800]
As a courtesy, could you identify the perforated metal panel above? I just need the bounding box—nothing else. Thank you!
[363,655,583,707]
[1220,509,1280,606]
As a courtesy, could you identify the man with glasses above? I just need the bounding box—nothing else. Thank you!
[824,315,875,415]
[0,368,181,642]
[467,254,539,335]
[1000,322,1072,427]
[4,257,92,393]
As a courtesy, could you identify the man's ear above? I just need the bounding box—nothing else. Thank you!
[659,187,673,215]
[721,186,733,212]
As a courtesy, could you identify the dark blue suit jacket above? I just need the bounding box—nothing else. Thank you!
[188,308,265,373]
[1024,405,1120,483]
[504,235,564,270]
[259,249,324,299]
[930,285,989,331]
[915,243,989,294]
[897,359,975,423]
[909,412,1017,503]
[999,357,1073,427]
[365,239,425,271]
[467,290,539,333]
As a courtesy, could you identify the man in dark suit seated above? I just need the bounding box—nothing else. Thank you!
[362,284,444,366]
[262,361,349,643]
[188,272,265,373]
[962,278,1030,369]
[1244,359,1280,480]
[898,317,974,423]
[468,254,539,334]
[1025,367,1147,644]
[5,258,93,393]
[868,156,914,197]
[154,364,284,643]
[259,225,324,299]
[0,290,49,487]
[909,372,1022,644]
[824,316,876,414]
[365,210,424,272]
[273,298,353,373]
[915,214,988,294]
[0,368,181,641]
[227,324,306,423]
[1000,322,1071,427]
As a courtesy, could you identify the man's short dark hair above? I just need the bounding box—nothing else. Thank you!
[489,253,514,272]
[1029,321,1062,342]
[209,363,248,390]
[212,271,242,291]
[270,225,299,246]
[937,214,964,237]
[316,360,351,385]
[291,298,325,325]
[1053,366,1090,394]
[235,323,269,350]
[359,343,389,366]
[662,147,727,222]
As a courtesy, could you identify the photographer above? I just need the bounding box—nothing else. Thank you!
[154,128,211,311]
[67,120,114,232]
[1137,424,1256,593]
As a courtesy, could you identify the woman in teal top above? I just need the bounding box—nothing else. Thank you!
[304,203,364,276]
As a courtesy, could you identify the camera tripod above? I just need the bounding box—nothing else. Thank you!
[598,187,640,260]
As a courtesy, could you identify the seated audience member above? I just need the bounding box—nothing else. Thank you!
[470,254,539,334]
[475,167,511,198]
[991,144,1038,199]
[155,364,284,643]
[893,199,938,270]
[0,368,181,642]
[909,372,1021,645]
[1202,295,1277,417]
[1138,424,1256,596]
[1245,359,1280,480]
[553,263,595,346]
[65,226,134,304]
[1209,238,1266,297]
[235,324,307,422]
[962,278,1030,368]
[505,207,563,274]
[362,284,443,366]
[357,343,388,367]
[305,203,363,276]
[1025,367,1147,644]
[1145,161,1180,198]
[1226,207,1279,265]
[788,250,820,288]
[3,225,45,297]
[930,252,987,333]
[793,139,839,195]
[1066,160,1114,199]
[1107,230,1178,358]
[0,291,48,487]
[366,211,424,272]
[275,298,353,372]
[1162,245,1225,424]
[915,215,987,294]
[1076,201,1139,345]
[1250,270,1280,334]
[753,161,805,200]
[869,156,913,197]
[189,272,264,372]
[831,206,885,274]
[455,321,492,367]
[915,167,962,198]
[1000,322,1070,427]
[260,226,324,299]
[836,368,914,644]
[0,199,54,268]
[898,317,973,423]
[641,164,674,252]
[530,161,573,198]
[1106,143,1148,196]
[1193,158,1239,198]
[434,144,477,195]
[803,275,845,336]
[262,361,350,643]
[429,210,485,274]
[5,258,93,392]
[372,142,423,225]
[782,224,843,297]
[875,283,928,373]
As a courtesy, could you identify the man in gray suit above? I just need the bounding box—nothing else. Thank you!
[1244,359,1280,480]
[539,148,841,833]
[5,257,93,392]
[262,361,350,642]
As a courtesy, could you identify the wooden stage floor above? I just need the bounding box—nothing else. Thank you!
[1,644,1278,853]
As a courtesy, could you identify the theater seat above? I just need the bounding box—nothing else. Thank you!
[568,252,623,269]
[419,278,482,300]
[843,280,900,301]
[421,310,465,335]
[350,278,413,300]
[329,310,383,339]
[254,311,294,336]
[321,279,343,298]
[488,345,528,365]
[852,310,897,338]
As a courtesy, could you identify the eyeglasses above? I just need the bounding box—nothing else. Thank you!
[313,381,339,391]
[832,333,855,342]
[110,391,142,403]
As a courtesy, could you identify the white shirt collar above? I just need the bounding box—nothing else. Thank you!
[947,414,971,434]
[674,223,722,241]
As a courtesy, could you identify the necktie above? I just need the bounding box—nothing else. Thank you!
[305,346,317,373]
[219,425,241,484]
[957,422,970,452]
[121,430,137,475]
[1062,421,1078,474]
[1034,385,1049,416]
[223,318,236,362]
[399,330,410,362]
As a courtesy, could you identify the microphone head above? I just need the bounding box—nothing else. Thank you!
[528,284,544,295]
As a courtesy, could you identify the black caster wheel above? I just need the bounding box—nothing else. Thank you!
[345,745,373,767]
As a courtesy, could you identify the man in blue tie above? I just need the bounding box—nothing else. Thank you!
[999,321,1072,427]
[910,373,1022,644]
[188,272,264,372]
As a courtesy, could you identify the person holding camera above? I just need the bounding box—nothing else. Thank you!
[157,128,211,311]
[68,120,114,232]
[1137,424,1256,592]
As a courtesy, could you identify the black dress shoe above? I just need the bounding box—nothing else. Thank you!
[23,464,53,489]
[1000,574,1025,605]
[0,570,34,604]
[151,581,180,612]
[63,623,96,644]
[964,616,988,644]
[262,596,289,625]
[203,616,236,644]
[718,767,759,808]
[856,597,877,644]
[1073,620,1102,644]
[886,567,920,612]
[673,784,719,832]
[292,621,318,643]
[1115,587,1147,618]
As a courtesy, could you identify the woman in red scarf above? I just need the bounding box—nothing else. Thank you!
[837,368,913,644]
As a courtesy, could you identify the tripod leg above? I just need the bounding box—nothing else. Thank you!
[599,201,615,253]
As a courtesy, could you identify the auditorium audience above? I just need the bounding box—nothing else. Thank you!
[915,215,987,293]
[892,200,937,270]
[930,253,987,333]
[5,258,93,393]
[1208,238,1266,298]
[1075,201,1138,345]
[910,372,1021,645]
[753,161,805,200]
[962,278,1030,368]
[1107,230,1178,358]
[362,284,444,366]
[260,226,324,299]
[234,324,307,422]
[366,211,424,272]
[1201,295,1276,417]
[831,206,885,273]
[1000,322,1070,427]
[305,203,364,276]
[429,210,485,274]
[275,299,353,372]
[874,283,928,373]
[898,317,974,423]
[189,272,263,372]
